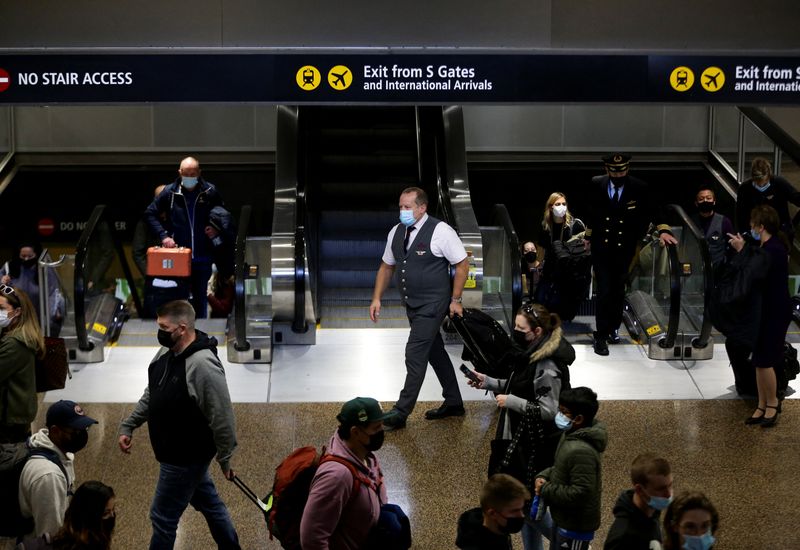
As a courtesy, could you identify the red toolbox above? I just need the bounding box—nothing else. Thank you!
[146,247,192,277]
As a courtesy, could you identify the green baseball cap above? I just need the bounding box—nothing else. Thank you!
[337,397,393,426]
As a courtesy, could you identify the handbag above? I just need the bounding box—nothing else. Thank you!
[488,395,543,487]
[35,337,70,393]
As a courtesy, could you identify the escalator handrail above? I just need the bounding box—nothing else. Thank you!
[664,204,714,348]
[660,242,682,350]
[491,204,523,316]
[233,205,252,352]
[292,226,308,333]
[73,205,106,351]
[738,107,800,168]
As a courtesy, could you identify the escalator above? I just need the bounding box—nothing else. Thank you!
[622,204,714,360]
[271,105,484,337]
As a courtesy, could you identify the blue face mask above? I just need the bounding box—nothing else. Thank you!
[683,530,715,550]
[647,493,672,511]
[399,210,416,227]
[750,228,761,241]
[554,411,573,431]
[182,176,199,190]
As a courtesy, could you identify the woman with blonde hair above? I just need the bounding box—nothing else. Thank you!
[0,284,45,443]
[535,192,587,321]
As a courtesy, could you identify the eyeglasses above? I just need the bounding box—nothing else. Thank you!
[521,302,541,325]
[0,284,15,296]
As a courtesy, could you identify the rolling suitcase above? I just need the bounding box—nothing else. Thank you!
[449,308,516,378]
[146,246,192,277]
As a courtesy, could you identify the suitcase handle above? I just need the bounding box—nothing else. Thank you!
[232,475,270,514]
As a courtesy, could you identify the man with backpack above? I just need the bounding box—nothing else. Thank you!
[300,397,397,550]
[18,400,98,539]
[117,299,240,549]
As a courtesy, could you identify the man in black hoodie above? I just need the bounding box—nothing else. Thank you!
[604,453,673,550]
[117,299,240,549]
[456,474,529,550]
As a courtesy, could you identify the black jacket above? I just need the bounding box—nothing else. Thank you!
[456,508,512,550]
[735,175,800,236]
[603,489,662,550]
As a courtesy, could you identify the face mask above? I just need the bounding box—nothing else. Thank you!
[683,531,716,550]
[181,176,199,190]
[399,210,416,227]
[63,429,89,454]
[750,228,761,241]
[21,258,37,268]
[645,492,673,511]
[523,251,537,263]
[697,202,714,214]
[552,205,567,218]
[0,310,14,328]
[610,175,629,187]
[498,515,525,534]
[513,329,530,348]
[554,411,573,431]
[102,516,116,536]
[365,429,385,452]
[157,328,178,348]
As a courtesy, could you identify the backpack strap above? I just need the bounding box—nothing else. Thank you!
[319,454,380,497]
[28,448,71,497]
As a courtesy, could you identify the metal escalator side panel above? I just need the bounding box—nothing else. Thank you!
[440,106,483,310]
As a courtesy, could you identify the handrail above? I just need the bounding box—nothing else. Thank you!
[659,243,682,350]
[738,107,800,168]
[664,204,714,348]
[38,250,66,338]
[491,204,523,317]
[233,205,252,352]
[292,226,308,333]
[74,206,105,351]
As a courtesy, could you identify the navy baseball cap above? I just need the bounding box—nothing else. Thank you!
[46,400,99,430]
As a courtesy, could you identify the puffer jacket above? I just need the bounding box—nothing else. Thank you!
[537,419,608,533]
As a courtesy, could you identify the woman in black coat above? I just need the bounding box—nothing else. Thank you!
[728,205,791,427]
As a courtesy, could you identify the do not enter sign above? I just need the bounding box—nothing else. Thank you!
[37,218,55,237]
[0,69,10,93]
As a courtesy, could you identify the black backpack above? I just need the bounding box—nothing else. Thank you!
[0,442,66,538]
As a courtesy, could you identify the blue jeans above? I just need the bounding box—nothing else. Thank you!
[521,509,553,550]
[149,461,240,550]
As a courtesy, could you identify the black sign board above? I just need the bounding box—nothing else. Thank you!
[0,53,798,104]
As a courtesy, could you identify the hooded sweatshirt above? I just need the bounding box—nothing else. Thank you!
[118,330,237,470]
[18,430,75,538]
[300,431,387,550]
[603,489,662,550]
[456,507,512,550]
[537,419,608,533]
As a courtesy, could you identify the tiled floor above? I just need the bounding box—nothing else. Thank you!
[32,325,800,549]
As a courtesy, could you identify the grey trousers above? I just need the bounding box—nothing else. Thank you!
[394,297,463,417]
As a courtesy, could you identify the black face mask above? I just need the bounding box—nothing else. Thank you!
[365,429,385,452]
[523,251,537,263]
[21,258,37,268]
[102,516,116,536]
[157,328,178,348]
[499,515,525,534]
[610,175,629,187]
[697,202,715,214]
[513,330,530,348]
[63,428,89,453]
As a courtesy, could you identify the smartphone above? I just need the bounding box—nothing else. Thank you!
[459,363,482,384]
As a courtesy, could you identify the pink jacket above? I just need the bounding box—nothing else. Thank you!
[300,432,387,550]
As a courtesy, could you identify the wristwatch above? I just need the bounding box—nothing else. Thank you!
[451,296,463,303]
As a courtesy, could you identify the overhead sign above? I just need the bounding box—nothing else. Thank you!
[0,53,798,104]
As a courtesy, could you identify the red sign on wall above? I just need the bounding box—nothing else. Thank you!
[0,69,10,92]
[37,218,55,236]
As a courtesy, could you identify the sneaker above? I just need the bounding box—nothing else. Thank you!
[607,330,621,344]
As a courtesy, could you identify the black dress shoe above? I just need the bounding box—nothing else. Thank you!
[607,330,621,344]
[593,333,609,356]
[424,403,466,420]
[761,405,779,428]
[383,413,407,431]
[744,407,765,425]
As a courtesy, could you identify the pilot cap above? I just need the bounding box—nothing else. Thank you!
[602,153,631,171]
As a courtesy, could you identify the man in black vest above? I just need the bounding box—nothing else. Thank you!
[585,154,676,356]
[370,187,469,430]
[118,299,240,549]
[691,185,733,269]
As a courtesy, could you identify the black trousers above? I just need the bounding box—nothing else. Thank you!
[592,251,634,338]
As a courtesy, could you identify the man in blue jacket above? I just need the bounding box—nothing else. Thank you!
[145,157,226,318]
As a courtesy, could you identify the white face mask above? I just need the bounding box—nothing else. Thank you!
[552,204,567,218]
[0,309,15,328]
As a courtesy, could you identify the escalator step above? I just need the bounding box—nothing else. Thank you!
[320,239,387,259]
[319,269,381,288]
[320,257,383,271]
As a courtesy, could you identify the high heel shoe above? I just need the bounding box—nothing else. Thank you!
[745,407,765,425]
[760,405,779,428]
